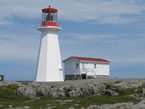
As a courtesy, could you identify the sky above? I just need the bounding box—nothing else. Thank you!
[0,0,145,81]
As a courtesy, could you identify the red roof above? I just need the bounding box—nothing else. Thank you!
[42,5,57,13]
[71,56,110,63]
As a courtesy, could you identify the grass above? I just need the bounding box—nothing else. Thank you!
[20,95,139,109]
[0,84,141,109]
[104,81,145,96]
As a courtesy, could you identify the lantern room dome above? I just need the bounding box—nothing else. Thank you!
[42,5,57,13]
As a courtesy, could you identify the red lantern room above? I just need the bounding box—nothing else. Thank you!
[42,5,58,26]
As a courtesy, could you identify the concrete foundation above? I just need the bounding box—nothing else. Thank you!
[65,75,81,80]
[65,75,110,80]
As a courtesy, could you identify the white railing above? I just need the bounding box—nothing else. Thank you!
[81,68,96,76]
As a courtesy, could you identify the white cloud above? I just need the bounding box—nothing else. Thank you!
[0,0,145,25]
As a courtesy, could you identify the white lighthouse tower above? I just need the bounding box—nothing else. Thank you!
[35,5,64,82]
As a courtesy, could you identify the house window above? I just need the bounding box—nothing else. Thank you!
[94,64,96,68]
[76,63,79,68]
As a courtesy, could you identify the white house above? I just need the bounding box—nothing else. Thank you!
[63,56,110,80]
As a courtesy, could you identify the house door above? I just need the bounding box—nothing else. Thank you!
[81,74,86,79]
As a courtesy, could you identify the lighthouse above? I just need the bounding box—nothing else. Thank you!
[35,5,64,82]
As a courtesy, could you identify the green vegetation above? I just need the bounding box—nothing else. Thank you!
[0,84,141,109]
[115,88,135,95]
[104,81,145,96]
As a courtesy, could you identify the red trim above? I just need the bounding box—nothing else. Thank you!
[42,5,57,13]
[72,56,110,63]
[42,21,57,26]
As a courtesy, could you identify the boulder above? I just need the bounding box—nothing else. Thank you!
[112,80,145,89]
[98,84,106,94]
[75,87,83,97]
[37,85,51,96]
[87,84,95,94]
[81,86,90,95]
[66,86,76,91]
[87,105,97,109]
[104,89,119,96]
[57,87,65,92]
[68,87,83,97]
[55,100,74,104]
[28,97,40,100]
[17,85,27,96]
[49,87,65,98]
[112,81,128,89]
[69,90,78,97]
[24,87,37,97]
[29,82,40,91]
[17,85,37,97]
[51,92,65,98]
[142,88,145,94]
[135,100,145,108]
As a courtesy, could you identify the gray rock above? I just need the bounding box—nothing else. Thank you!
[51,92,59,98]
[24,87,37,97]
[142,88,145,94]
[8,105,12,108]
[48,106,56,109]
[87,84,95,94]
[74,104,79,106]
[68,87,83,97]
[128,94,135,98]
[98,84,106,94]
[69,90,78,97]
[16,85,27,96]
[50,91,65,98]
[55,100,74,104]
[81,85,89,95]
[57,92,65,97]
[75,87,83,97]
[24,106,30,109]
[82,84,106,95]
[135,100,145,108]
[37,85,51,96]
[28,97,40,100]
[134,89,138,93]
[68,107,75,109]
[104,89,119,96]
[87,105,97,109]
[57,87,65,92]
[101,104,111,109]
[67,86,76,91]
[49,87,65,98]
[29,82,40,91]
[112,80,144,89]
[17,85,37,97]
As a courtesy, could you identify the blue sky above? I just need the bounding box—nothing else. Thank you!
[0,0,145,81]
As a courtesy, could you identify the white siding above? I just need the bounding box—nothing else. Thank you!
[80,61,109,76]
[64,58,80,75]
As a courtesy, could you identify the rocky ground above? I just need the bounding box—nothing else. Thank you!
[0,79,145,109]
